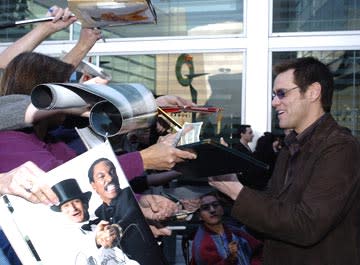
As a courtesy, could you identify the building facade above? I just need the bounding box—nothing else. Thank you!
[0,0,359,145]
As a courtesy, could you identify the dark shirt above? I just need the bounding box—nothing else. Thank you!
[283,114,327,185]
[232,142,253,156]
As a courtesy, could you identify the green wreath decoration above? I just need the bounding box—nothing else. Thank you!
[175,53,194,87]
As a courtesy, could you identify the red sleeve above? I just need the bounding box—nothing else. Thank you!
[192,229,235,265]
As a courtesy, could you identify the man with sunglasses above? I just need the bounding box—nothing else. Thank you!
[190,192,262,265]
[209,57,360,265]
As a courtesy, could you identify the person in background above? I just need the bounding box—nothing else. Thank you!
[220,125,254,156]
[209,57,360,265]
[232,125,254,155]
[251,132,282,189]
[190,191,262,265]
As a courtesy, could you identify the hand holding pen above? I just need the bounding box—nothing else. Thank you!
[46,6,77,32]
[0,6,77,30]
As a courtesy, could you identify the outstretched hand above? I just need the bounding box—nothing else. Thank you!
[208,174,243,200]
[139,194,179,221]
[140,142,196,171]
[139,194,182,238]
[0,161,59,205]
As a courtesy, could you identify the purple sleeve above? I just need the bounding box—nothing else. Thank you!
[117,151,144,181]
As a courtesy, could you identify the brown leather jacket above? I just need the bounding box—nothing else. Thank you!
[232,114,360,265]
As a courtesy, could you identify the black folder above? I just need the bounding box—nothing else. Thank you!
[174,139,269,178]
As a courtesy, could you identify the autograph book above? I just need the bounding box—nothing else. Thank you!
[174,139,270,178]
[0,142,167,265]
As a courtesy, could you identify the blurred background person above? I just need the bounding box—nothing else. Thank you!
[190,191,262,265]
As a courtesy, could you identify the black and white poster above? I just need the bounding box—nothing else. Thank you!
[0,142,167,265]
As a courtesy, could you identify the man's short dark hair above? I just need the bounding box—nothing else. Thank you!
[273,56,334,112]
[199,191,221,202]
[238,124,251,135]
[88,157,117,183]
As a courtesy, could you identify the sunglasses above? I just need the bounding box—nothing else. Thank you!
[272,86,299,100]
[200,201,221,211]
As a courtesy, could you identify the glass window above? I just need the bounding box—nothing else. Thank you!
[97,52,243,141]
[0,0,70,42]
[272,51,360,141]
[101,0,244,38]
[273,0,360,32]
[0,0,243,42]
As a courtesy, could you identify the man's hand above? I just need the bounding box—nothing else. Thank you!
[139,194,179,221]
[0,6,76,69]
[138,195,178,238]
[0,161,59,205]
[208,174,243,201]
[228,241,238,256]
[43,6,77,34]
[180,198,200,212]
[226,241,239,263]
[95,221,121,248]
[140,142,196,171]
[156,95,195,107]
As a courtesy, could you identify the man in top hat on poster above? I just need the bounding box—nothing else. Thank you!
[50,178,92,223]
[50,178,140,265]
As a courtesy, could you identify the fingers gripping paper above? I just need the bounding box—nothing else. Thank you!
[67,0,157,28]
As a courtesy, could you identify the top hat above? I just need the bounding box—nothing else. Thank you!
[50,178,92,212]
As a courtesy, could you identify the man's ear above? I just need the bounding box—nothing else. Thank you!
[307,82,322,102]
[91,182,96,191]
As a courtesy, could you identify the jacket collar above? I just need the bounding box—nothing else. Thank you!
[284,113,331,156]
